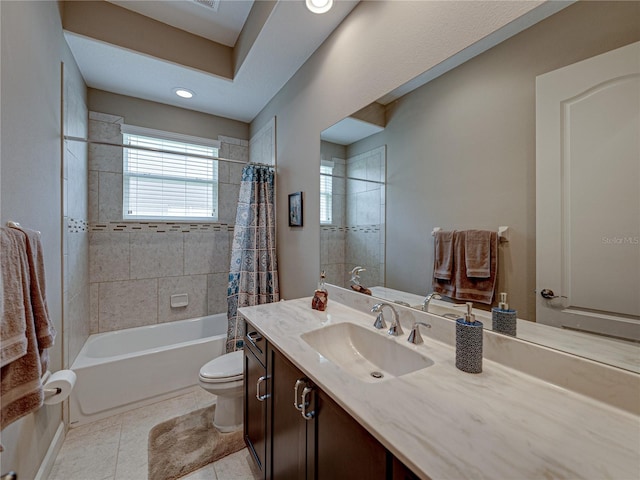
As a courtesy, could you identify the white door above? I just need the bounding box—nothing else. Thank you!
[536,41,640,341]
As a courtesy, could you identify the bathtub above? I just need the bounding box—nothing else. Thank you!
[69,314,227,427]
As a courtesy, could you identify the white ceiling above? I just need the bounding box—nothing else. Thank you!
[321,117,384,146]
[66,1,359,123]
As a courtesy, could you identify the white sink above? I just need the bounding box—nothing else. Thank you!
[301,322,433,382]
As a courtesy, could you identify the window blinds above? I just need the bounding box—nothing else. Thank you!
[122,126,220,220]
[320,161,333,224]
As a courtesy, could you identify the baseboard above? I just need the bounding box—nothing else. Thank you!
[34,422,65,480]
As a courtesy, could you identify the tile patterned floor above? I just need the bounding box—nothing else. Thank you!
[49,388,260,480]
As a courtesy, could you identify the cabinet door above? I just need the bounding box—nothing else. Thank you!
[245,346,267,477]
[391,457,420,480]
[269,346,307,480]
[309,389,387,480]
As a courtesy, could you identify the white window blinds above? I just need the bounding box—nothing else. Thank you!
[320,160,333,224]
[121,125,220,221]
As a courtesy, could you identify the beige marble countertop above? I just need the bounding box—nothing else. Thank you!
[239,298,640,480]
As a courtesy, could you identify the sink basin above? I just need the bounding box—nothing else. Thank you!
[301,322,433,382]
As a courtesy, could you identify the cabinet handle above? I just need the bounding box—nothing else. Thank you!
[301,386,315,420]
[247,331,263,348]
[293,379,305,411]
[256,375,270,401]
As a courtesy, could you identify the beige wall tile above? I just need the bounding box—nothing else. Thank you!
[157,274,208,323]
[130,232,183,279]
[98,279,158,332]
[89,170,99,223]
[68,290,90,365]
[184,231,229,275]
[90,231,130,282]
[98,171,123,222]
[89,118,122,143]
[89,143,123,173]
[90,283,99,334]
[207,273,228,315]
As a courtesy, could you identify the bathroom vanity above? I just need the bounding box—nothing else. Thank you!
[243,319,415,479]
[239,294,639,480]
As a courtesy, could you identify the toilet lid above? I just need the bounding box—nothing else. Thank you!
[199,350,244,383]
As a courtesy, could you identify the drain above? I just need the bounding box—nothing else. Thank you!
[370,371,384,379]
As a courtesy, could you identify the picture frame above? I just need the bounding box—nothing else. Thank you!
[288,191,303,227]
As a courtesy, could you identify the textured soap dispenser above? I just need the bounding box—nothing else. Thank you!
[492,292,517,337]
[455,302,483,374]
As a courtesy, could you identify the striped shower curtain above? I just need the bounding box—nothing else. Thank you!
[226,164,280,352]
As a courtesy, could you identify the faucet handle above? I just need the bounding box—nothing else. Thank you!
[407,321,432,344]
[373,312,387,330]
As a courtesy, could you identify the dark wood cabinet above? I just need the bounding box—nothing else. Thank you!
[244,330,268,475]
[244,320,419,480]
[309,387,387,480]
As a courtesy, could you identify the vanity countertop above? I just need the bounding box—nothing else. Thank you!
[239,298,640,480]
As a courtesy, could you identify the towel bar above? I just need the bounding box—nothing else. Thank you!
[431,226,509,242]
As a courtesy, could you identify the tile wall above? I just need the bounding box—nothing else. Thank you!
[88,112,249,333]
[63,65,89,367]
[321,146,386,289]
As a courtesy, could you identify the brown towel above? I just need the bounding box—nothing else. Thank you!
[17,227,55,372]
[0,228,29,367]
[453,231,498,304]
[465,230,492,278]
[1,228,45,431]
[433,230,455,280]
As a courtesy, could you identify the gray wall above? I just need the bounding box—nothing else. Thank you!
[251,1,640,315]
[250,0,555,301]
[0,1,81,477]
[346,0,640,320]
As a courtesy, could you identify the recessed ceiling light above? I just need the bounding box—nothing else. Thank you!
[174,88,194,99]
[306,0,333,14]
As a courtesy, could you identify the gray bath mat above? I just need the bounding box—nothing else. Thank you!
[148,404,245,480]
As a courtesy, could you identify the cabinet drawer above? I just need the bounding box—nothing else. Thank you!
[245,322,267,366]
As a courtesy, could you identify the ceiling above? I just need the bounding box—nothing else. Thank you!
[65,0,359,123]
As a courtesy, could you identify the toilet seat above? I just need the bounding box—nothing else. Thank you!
[199,350,244,384]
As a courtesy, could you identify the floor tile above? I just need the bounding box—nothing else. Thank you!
[182,463,218,480]
[213,449,261,480]
[51,390,250,480]
[49,423,121,480]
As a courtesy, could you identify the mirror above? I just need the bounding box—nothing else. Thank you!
[319,2,639,373]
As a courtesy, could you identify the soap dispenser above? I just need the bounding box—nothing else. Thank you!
[455,302,483,374]
[492,292,517,337]
[311,271,328,311]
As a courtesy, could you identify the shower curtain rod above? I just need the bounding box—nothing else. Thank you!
[63,135,274,168]
[320,171,385,186]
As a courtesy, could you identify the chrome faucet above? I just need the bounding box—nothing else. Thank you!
[407,321,432,344]
[422,292,442,312]
[370,302,403,336]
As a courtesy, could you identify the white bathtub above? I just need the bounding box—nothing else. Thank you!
[69,314,227,427]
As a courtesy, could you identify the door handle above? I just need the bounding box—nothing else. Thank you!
[256,375,269,401]
[293,378,305,411]
[540,289,567,300]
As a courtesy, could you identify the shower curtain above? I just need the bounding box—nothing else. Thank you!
[226,164,280,352]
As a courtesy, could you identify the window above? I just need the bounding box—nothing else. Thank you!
[320,160,333,224]
[122,125,220,221]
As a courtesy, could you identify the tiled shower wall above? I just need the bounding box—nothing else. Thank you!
[63,65,89,367]
[320,145,385,289]
[88,111,248,333]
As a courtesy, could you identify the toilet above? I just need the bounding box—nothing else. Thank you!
[198,350,244,433]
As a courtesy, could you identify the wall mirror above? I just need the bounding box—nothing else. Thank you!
[319,1,639,373]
